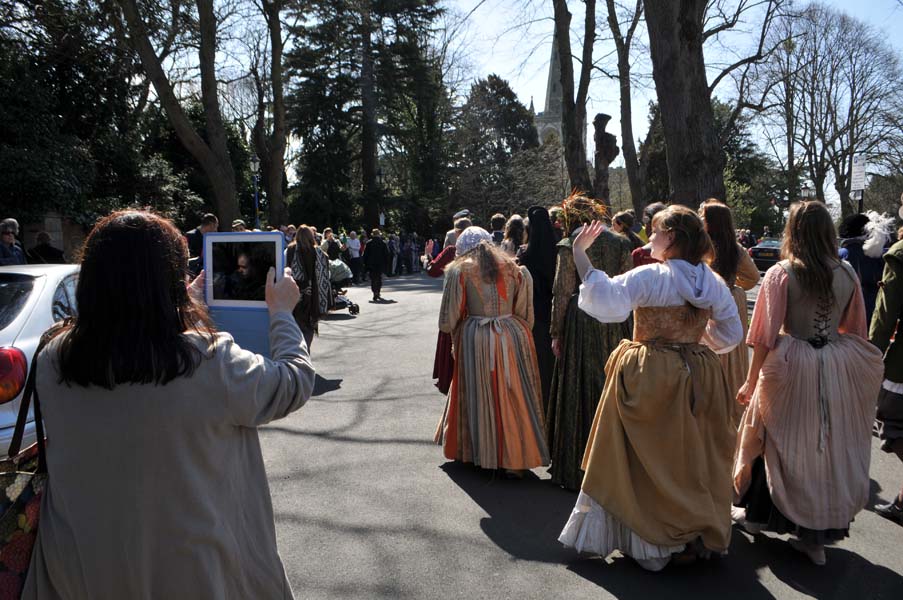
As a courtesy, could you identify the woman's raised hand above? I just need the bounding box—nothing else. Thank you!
[572,220,606,280]
[573,220,606,253]
[266,267,301,315]
[424,239,435,258]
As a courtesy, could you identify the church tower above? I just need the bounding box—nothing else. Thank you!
[534,33,564,145]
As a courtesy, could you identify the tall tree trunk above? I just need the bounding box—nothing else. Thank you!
[252,0,288,227]
[196,0,238,225]
[360,4,379,228]
[606,0,645,216]
[644,1,726,206]
[116,0,237,228]
[551,0,594,195]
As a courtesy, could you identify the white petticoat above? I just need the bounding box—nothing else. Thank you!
[558,491,686,571]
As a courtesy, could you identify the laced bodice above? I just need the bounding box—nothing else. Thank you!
[633,305,712,344]
[779,261,858,347]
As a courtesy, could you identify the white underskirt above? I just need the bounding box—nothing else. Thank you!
[559,491,686,572]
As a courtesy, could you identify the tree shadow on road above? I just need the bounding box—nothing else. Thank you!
[568,525,903,599]
[442,462,902,597]
[440,462,577,564]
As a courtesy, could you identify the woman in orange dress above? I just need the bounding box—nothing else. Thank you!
[434,227,550,472]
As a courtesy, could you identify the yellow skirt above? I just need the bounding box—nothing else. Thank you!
[580,339,736,552]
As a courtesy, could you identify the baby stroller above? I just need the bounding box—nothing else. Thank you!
[328,259,360,315]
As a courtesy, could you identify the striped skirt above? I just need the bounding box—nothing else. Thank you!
[434,314,550,469]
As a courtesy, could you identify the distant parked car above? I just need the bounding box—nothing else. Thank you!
[748,238,782,273]
[0,264,78,455]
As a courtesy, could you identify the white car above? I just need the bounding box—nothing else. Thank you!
[0,264,79,455]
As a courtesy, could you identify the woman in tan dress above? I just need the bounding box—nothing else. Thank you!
[434,227,549,473]
[732,201,885,565]
[559,207,743,571]
[699,200,760,426]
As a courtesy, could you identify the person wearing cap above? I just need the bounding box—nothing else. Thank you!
[232,219,247,232]
[0,219,26,265]
[434,226,550,476]
[444,210,471,248]
[363,229,390,302]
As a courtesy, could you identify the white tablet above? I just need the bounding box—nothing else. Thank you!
[203,231,285,308]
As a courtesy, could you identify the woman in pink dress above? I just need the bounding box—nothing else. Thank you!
[732,201,885,565]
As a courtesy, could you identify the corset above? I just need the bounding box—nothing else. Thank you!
[633,305,711,344]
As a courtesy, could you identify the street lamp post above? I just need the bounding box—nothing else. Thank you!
[250,155,261,229]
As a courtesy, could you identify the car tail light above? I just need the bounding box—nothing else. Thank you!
[0,347,27,404]
[748,248,754,256]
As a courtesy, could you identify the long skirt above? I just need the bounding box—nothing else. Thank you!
[560,340,736,559]
[719,286,749,428]
[532,319,554,413]
[546,295,630,490]
[434,315,549,470]
[733,333,884,535]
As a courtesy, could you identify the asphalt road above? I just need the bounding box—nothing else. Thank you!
[261,273,903,600]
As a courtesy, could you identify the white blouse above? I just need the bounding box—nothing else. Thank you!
[578,260,743,354]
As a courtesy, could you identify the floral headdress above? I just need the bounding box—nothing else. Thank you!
[558,191,608,235]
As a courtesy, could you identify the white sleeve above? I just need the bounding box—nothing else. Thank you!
[701,285,744,354]
[577,267,652,323]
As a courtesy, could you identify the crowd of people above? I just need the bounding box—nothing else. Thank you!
[426,194,903,570]
[2,192,901,596]
[0,218,67,265]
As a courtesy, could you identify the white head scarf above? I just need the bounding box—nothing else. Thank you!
[455,226,492,256]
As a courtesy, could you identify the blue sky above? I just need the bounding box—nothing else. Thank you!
[449,0,903,166]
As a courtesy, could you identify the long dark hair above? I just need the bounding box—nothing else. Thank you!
[519,206,557,289]
[58,210,216,388]
[504,215,526,247]
[782,201,838,301]
[652,206,714,266]
[699,200,740,284]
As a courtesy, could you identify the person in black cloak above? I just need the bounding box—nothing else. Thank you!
[516,206,558,411]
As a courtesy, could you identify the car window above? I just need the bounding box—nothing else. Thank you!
[52,274,78,321]
[0,274,35,331]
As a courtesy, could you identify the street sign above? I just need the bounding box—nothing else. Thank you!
[851,154,866,191]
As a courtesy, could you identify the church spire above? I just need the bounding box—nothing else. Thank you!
[543,31,563,117]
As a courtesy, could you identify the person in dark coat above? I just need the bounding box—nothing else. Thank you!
[184,213,218,275]
[363,229,390,302]
[516,206,558,410]
[27,231,66,264]
[839,213,890,324]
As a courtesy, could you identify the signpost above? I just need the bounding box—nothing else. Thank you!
[851,154,866,213]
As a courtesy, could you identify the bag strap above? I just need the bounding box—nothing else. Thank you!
[8,321,69,471]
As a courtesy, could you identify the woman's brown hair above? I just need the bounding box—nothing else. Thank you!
[652,205,714,266]
[699,200,740,283]
[453,241,516,285]
[58,210,216,388]
[781,201,838,301]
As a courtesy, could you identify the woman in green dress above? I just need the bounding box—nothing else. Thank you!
[546,194,634,490]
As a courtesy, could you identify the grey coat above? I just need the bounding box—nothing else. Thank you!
[23,312,315,599]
